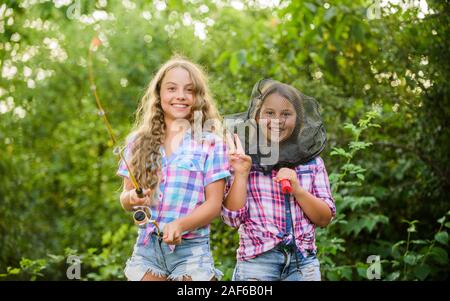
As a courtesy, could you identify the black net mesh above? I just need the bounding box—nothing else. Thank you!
[224,79,327,174]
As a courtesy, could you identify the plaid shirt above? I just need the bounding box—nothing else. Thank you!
[221,156,335,262]
[117,129,230,244]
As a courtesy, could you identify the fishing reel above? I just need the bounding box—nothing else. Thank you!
[132,206,162,236]
[132,206,151,226]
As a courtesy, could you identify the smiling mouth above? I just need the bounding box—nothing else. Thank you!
[268,127,284,132]
[171,104,189,108]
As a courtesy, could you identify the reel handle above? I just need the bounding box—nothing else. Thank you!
[135,187,144,198]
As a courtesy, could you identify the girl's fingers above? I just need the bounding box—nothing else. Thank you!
[167,230,174,242]
[226,132,236,154]
[229,153,240,160]
[234,134,245,154]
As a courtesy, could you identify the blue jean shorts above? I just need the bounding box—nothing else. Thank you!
[124,231,223,281]
[232,244,321,281]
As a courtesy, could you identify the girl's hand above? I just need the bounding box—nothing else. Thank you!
[163,220,184,245]
[274,168,301,192]
[128,188,153,207]
[226,133,252,176]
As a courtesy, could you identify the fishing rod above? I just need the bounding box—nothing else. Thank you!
[280,179,302,278]
[87,36,160,234]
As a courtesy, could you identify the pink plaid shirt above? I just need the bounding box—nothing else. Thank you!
[221,156,335,262]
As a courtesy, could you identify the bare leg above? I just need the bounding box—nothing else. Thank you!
[141,272,167,281]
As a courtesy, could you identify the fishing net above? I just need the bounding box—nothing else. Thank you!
[224,78,326,174]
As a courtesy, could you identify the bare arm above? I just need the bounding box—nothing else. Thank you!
[163,179,225,244]
[291,183,332,227]
[275,168,332,227]
[223,173,249,211]
[179,179,225,231]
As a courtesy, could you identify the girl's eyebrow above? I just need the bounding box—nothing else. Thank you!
[164,82,194,87]
[263,107,294,112]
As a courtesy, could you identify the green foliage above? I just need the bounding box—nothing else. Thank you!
[384,212,450,280]
[317,108,391,280]
[1,0,448,280]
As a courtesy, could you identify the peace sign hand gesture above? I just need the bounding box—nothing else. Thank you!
[226,132,252,176]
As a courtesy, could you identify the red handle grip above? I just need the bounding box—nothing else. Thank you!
[280,179,292,194]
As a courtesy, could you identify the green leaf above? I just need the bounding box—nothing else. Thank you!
[391,241,406,259]
[339,267,353,280]
[326,270,340,281]
[88,248,98,255]
[101,231,112,245]
[413,264,431,280]
[229,53,240,76]
[309,52,324,66]
[410,239,428,245]
[343,123,361,136]
[385,271,400,281]
[330,147,352,159]
[351,23,364,41]
[228,50,247,76]
[403,254,417,265]
[354,262,369,279]
[437,216,446,224]
[324,7,337,22]
[434,231,448,245]
[47,254,65,263]
[214,51,229,66]
[304,2,317,13]
[444,222,450,229]
[341,163,366,174]
[349,141,372,151]
[7,267,20,275]
[430,247,448,265]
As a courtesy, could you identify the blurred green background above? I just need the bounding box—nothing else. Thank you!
[0,0,449,280]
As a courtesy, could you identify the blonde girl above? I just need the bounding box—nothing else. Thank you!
[117,57,230,281]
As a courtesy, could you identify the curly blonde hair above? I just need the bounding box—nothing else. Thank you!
[125,56,221,201]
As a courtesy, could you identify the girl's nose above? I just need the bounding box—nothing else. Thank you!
[176,89,186,100]
[271,117,283,126]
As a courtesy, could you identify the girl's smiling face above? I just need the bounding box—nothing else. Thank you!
[160,67,195,122]
[257,93,297,143]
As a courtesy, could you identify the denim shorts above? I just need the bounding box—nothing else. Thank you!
[124,232,223,281]
[232,244,321,281]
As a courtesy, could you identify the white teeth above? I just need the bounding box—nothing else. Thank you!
[172,104,188,108]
